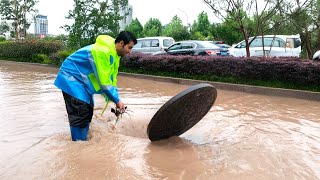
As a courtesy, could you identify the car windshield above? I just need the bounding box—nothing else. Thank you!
[163,39,175,47]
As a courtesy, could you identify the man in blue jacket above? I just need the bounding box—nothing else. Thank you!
[54,31,137,141]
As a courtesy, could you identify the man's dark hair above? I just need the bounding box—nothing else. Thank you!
[115,31,137,45]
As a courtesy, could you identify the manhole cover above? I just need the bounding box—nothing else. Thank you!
[147,83,217,141]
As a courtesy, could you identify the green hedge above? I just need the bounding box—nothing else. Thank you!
[49,49,75,66]
[0,40,64,61]
[31,54,51,64]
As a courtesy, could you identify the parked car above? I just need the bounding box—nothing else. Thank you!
[229,35,301,57]
[209,41,231,48]
[313,50,320,60]
[152,40,229,56]
[214,43,231,49]
[132,37,175,54]
[206,41,230,56]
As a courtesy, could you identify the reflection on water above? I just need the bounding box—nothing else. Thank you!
[0,61,320,180]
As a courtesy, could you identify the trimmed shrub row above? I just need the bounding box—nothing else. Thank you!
[0,40,64,61]
[121,54,320,87]
[49,49,76,66]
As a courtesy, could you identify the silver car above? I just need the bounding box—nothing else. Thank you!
[132,37,175,54]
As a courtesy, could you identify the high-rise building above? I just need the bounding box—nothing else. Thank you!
[34,15,48,38]
[119,5,133,31]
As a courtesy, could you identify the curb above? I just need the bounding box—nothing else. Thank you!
[119,72,320,102]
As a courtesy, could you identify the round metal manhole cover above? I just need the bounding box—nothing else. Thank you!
[147,83,217,141]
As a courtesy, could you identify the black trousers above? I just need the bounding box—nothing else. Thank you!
[62,91,93,128]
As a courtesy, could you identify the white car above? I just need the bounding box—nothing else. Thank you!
[132,37,175,54]
[229,35,301,57]
[312,50,320,60]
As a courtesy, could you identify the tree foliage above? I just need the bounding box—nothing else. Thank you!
[0,21,10,35]
[64,0,128,49]
[203,0,285,57]
[212,22,243,45]
[273,0,317,59]
[142,18,162,37]
[125,18,143,38]
[163,15,190,41]
[191,11,211,38]
[0,0,38,39]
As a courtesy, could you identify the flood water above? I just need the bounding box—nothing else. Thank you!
[0,60,320,180]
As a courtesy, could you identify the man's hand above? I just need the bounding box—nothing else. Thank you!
[116,101,126,113]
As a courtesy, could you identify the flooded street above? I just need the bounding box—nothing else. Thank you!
[0,60,320,180]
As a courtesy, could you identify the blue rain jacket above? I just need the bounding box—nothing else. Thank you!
[54,35,121,106]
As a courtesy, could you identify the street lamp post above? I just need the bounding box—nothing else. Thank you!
[177,8,190,30]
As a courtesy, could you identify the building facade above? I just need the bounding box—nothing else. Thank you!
[119,5,133,31]
[34,15,48,38]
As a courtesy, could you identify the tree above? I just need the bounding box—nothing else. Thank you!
[163,15,190,41]
[143,18,162,37]
[20,0,37,38]
[274,0,317,59]
[212,22,243,45]
[0,21,10,35]
[309,0,320,57]
[203,0,285,57]
[192,11,211,38]
[63,0,129,49]
[125,18,143,38]
[0,0,38,39]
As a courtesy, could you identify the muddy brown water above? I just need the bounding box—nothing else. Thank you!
[0,60,319,180]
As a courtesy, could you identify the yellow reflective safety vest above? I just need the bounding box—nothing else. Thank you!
[54,35,121,106]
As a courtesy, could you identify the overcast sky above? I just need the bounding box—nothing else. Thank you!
[32,0,218,35]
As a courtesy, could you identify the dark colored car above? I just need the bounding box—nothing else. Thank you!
[215,43,231,49]
[152,40,229,56]
[207,41,230,56]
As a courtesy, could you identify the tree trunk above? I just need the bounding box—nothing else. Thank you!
[301,32,313,59]
[305,32,313,59]
[23,1,27,38]
[14,0,19,39]
[262,32,265,57]
[241,28,250,58]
